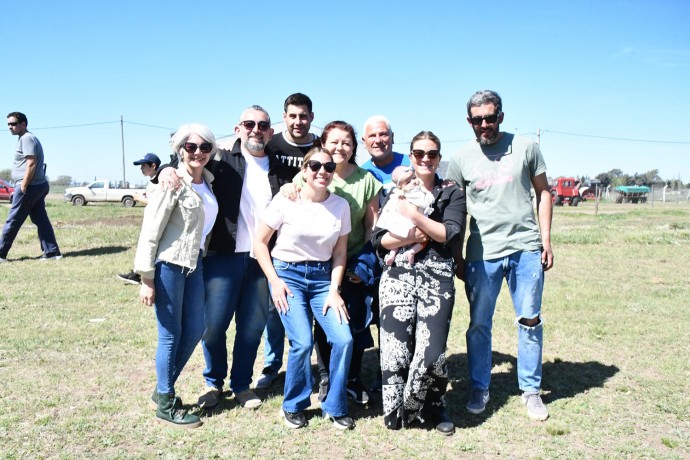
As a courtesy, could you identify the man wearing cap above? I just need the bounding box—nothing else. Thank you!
[1,112,61,262]
[116,152,161,284]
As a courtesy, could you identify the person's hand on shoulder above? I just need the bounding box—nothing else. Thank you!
[280,183,300,201]
[158,167,183,191]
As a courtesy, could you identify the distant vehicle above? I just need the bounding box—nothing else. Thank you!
[577,179,602,201]
[64,180,146,207]
[551,177,581,206]
[614,185,650,204]
[0,179,14,202]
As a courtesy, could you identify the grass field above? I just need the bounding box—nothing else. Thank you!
[0,199,688,459]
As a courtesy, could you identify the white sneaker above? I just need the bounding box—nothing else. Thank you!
[522,392,549,421]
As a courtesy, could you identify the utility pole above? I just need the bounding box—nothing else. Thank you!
[120,115,126,186]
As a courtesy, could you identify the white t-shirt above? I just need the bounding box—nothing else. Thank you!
[191,180,218,248]
[236,151,272,255]
[262,193,351,262]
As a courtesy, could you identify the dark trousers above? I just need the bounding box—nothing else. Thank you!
[378,255,455,429]
[315,277,377,382]
[0,182,60,258]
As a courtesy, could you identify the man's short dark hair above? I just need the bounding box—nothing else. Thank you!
[284,93,312,113]
[7,112,27,125]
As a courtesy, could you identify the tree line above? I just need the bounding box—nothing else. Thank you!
[591,169,687,190]
[0,169,73,186]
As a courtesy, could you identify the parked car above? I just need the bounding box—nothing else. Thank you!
[64,180,146,207]
[0,179,14,202]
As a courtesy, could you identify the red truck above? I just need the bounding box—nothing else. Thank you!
[551,177,581,206]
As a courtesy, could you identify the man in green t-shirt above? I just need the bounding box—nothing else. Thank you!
[447,90,553,421]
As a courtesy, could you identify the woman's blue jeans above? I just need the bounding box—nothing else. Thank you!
[465,250,544,393]
[272,259,353,417]
[154,253,205,395]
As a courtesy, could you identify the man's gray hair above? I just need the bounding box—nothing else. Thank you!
[362,114,392,136]
[467,90,502,116]
[240,105,271,125]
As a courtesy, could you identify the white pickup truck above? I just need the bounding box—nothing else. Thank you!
[64,180,146,207]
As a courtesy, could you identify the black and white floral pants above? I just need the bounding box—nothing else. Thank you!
[379,254,455,429]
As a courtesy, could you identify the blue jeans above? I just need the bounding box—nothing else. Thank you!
[201,252,270,393]
[0,181,60,258]
[154,253,205,395]
[262,304,285,372]
[272,259,353,417]
[465,250,544,393]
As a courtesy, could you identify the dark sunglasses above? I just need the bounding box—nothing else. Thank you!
[470,113,500,125]
[306,160,336,173]
[239,120,271,131]
[7,122,19,127]
[411,149,440,160]
[183,142,213,154]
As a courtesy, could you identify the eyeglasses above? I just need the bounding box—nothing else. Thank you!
[239,120,271,132]
[7,122,19,127]
[470,113,500,125]
[411,149,440,160]
[183,142,213,154]
[306,160,336,173]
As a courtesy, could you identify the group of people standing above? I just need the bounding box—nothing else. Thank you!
[127,90,553,434]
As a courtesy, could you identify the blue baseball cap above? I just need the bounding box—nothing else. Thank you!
[133,153,161,167]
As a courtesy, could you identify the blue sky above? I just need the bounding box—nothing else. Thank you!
[3,0,689,186]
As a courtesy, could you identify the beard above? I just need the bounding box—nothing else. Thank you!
[245,137,266,152]
[476,127,500,146]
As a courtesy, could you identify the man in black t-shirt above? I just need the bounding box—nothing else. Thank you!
[266,93,318,178]
[258,93,318,390]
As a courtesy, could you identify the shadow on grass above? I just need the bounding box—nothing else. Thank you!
[446,351,619,427]
[1,245,130,261]
[193,347,618,428]
[63,245,132,258]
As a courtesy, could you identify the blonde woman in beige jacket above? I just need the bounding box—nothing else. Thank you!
[134,123,218,429]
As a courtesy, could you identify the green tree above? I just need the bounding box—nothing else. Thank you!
[0,168,11,182]
[644,169,662,185]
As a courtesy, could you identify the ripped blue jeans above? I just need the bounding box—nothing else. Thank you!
[465,250,544,393]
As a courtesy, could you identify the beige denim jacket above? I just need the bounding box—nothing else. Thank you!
[134,165,215,280]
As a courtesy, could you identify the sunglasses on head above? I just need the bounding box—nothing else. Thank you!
[470,113,500,125]
[239,120,271,131]
[411,149,440,160]
[306,160,336,173]
[183,142,213,154]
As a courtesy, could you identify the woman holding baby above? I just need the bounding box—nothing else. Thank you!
[371,130,466,435]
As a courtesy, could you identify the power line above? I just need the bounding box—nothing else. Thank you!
[29,119,690,146]
[33,120,119,130]
[123,121,175,131]
[541,129,690,145]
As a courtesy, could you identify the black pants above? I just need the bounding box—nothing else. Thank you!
[315,277,377,382]
[378,255,455,429]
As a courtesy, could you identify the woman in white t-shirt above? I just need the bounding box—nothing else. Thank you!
[135,123,219,429]
[253,148,353,430]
